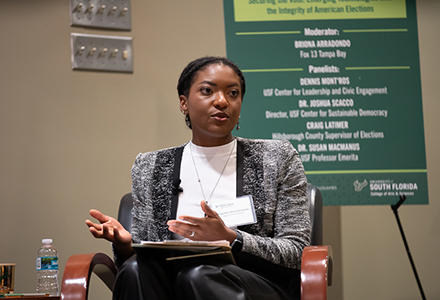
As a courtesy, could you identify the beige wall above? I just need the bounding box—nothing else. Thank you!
[0,1,438,299]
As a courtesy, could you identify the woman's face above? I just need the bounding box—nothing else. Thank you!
[180,64,242,147]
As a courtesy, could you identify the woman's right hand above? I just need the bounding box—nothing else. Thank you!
[85,209,132,248]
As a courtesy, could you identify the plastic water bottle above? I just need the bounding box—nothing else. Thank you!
[36,239,59,295]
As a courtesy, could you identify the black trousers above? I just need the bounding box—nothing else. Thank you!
[113,254,298,300]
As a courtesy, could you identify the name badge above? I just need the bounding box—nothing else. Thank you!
[210,195,257,227]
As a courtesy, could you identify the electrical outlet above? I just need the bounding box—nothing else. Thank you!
[70,33,134,73]
[69,0,131,31]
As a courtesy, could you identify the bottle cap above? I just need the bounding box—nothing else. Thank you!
[42,238,53,244]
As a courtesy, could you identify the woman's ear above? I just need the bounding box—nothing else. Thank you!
[179,95,188,114]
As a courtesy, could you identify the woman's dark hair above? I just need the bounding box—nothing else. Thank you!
[177,56,246,129]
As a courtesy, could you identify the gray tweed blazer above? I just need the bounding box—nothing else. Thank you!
[130,137,310,270]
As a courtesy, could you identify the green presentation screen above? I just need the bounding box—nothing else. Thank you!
[223,0,428,205]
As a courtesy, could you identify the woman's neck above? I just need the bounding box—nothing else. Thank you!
[191,135,235,147]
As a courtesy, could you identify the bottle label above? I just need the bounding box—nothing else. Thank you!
[36,257,59,271]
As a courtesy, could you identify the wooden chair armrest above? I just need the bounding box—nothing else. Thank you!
[61,253,117,300]
[301,245,333,300]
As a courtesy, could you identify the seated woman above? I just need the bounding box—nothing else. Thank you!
[86,56,310,300]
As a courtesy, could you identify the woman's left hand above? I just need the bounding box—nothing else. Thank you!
[167,200,237,244]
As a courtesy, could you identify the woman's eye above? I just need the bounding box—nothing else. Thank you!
[230,90,240,97]
[201,87,212,94]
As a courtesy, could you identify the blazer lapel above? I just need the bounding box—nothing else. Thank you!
[237,139,244,197]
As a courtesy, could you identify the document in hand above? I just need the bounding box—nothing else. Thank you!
[132,240,235,264]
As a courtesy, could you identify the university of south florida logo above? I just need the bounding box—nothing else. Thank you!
[353,180,368,192]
